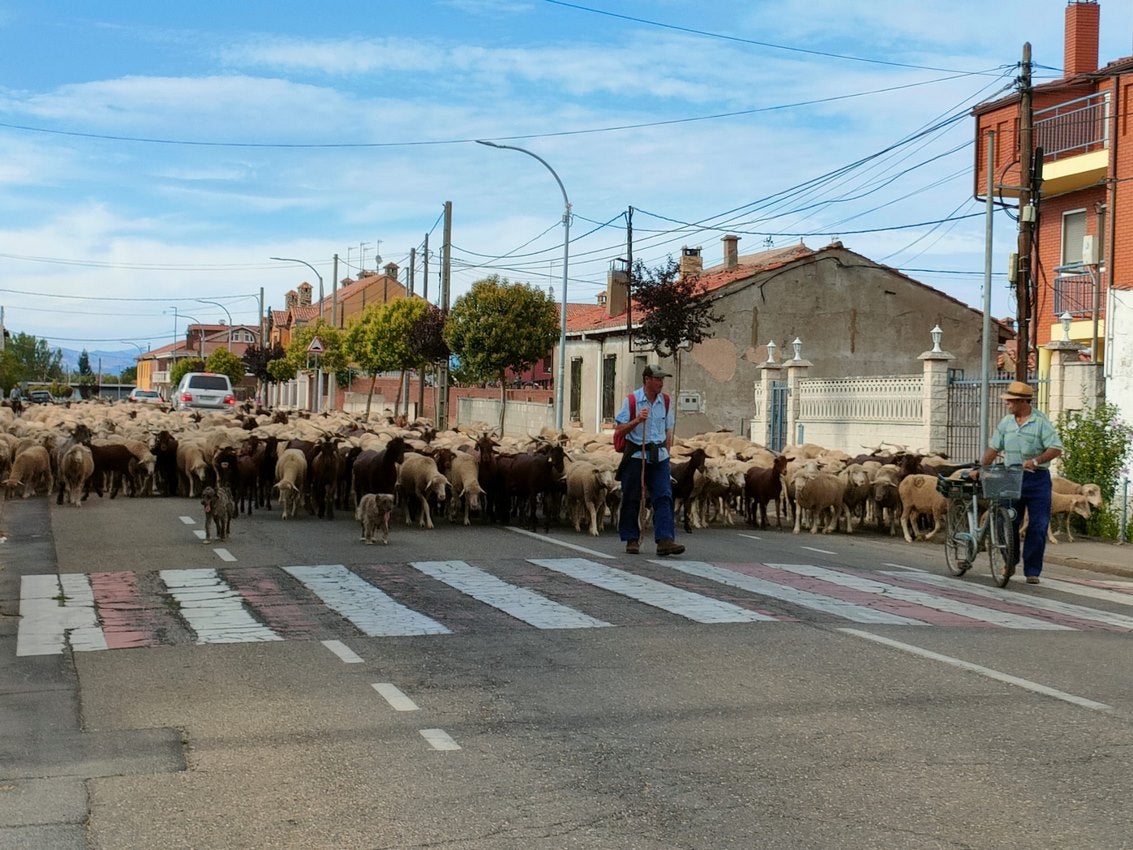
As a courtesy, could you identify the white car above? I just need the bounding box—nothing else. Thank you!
[127,388,164,405]
[174,372,236,411]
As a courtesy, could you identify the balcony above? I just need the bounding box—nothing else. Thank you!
[1052,268,1106,318]
[1034,92,1110,196]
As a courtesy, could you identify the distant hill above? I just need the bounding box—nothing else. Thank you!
[56,348,138,376]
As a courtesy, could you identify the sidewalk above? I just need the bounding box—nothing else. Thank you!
[1043,537,1133,578]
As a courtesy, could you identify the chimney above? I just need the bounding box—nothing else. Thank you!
[384,261,399,280]
[297,282,312,307]
[722,234,740,269]
[1064,1,1100,77]
[606,263,628,318]
[285,290,298,309]
[679,246,703,277]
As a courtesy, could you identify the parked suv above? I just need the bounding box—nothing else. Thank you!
[174,372,235,411]
[27,390,55,404]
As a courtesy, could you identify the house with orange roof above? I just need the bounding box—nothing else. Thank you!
[135,322,260,398]
[972,0,1131,422]
[563,236,1011,437]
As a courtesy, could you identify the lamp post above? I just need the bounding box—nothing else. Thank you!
[270,256,326,413]
[476,140,571,431]
[270,257,324,319]
[197,299,233,351]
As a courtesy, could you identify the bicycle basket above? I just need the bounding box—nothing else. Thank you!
[980,465,1023,500]
[936,475,976,499]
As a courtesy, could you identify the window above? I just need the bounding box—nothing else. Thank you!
[569,358,582,422]
[1061,209,1086,266]
[601,355,617,420]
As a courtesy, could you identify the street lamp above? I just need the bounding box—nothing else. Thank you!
[270,257,324,319]
[476,140,571,431]
[197,299,233,351]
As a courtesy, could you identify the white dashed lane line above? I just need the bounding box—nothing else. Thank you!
[420,729,461,751]
[321,640,364,663]
[372,683,419,712]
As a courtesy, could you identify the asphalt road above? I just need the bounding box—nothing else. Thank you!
[4,493,1133,849]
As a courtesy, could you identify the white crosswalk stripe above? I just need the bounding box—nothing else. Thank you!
[16,574,108,657]
[161,568,282,644]
[661,560,926,625]
[412,560,611,629]
[768,563,1073,630]
[285,564,450,636]
[529,557,774,623]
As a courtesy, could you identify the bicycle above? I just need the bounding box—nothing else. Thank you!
[936,464,1023,588]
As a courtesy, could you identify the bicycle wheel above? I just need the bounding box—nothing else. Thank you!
[943,501,972,576]
[987,504,1017,588]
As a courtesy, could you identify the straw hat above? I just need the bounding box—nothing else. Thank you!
[1000,380,1034,401]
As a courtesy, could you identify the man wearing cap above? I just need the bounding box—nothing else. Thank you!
[976,381,1062,584]
[613,364,684,556]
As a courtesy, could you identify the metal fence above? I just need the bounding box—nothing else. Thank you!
[946,373,1047,461]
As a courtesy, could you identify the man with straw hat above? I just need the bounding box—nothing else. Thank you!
[976,380,1063,584]
[613,364,684,557]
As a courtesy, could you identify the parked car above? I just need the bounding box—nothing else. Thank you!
[127,388,164,405]
[27,390,55,404]
[174,372,236,411]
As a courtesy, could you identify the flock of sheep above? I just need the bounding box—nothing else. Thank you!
[0,398,1103,549]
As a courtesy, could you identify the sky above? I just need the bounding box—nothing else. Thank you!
[1,0,1131,359]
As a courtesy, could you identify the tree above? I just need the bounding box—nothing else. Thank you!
[277,321,345,410]
[204,349,246,388]
[77,350,93,377]
[631,257,723,361]
[243,341,287,404]
[76,348,97,398]
[170,357,206,388]
[119,365,137,385]
[445,276,558,431]
[4,333,64,386]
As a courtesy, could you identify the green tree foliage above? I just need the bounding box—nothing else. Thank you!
[242,342,287,385]
[282,321,346,375]
[1057,401,1133,539]
[344,299,434,420]
[5,333,65,386]
[407,303,450,364]
[205,349,246,388]
[170,357,206,388]
[119,365,138,385]
[631,257,722,359]
[77,349,93,377]
[445,276,558,430]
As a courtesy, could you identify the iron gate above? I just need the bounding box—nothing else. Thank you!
[768,380,788,452]
[947,373,1047,461]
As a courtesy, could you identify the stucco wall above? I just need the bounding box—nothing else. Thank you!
[1108,289,1133,424]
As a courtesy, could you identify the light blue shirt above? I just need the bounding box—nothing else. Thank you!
[615,389,675,462]
[990,409,1063,469]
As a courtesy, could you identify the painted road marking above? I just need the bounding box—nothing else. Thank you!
[322,640,363,663]
[180,516,197,525]
[529,558,770,624]
[17,574,108,656]
[373,683,419,711]
[800,546,837,555]
[507,526,614,559]
[160,568,282,644]
[768,563,1072,630]
[285,564,450,637]
[412,560,611,629]
[894,572,1133,632]
[661,560,917,625]
[420,728,461,751]
[840,628,1114,714]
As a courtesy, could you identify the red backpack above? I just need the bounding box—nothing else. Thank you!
[614,392,671,453]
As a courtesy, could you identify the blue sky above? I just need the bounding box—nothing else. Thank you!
[1,0,1130,356]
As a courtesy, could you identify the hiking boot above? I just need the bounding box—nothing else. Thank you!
[625,540,640,554]
[656,539,685,556]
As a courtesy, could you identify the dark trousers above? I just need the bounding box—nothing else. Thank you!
[1008,468,1052,577]
[618,457,675,543]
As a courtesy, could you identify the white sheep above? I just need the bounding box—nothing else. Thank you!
[274,448,308,519]
[444,451,484,526]
[3,446,54,499]
[898,474,949,543]
[397,453,449,529]
[793,471,850,535]
[59,444,94,506]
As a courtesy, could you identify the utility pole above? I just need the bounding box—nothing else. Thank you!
[419,234,429,417]
[1014,42,1035,382]
[626,206,634,355]
[436,202,452,429]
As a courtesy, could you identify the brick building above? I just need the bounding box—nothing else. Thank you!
[972,0,1131,417]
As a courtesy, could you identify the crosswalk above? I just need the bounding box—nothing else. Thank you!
[15,558,1133,656]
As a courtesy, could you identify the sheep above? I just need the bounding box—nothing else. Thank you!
[176,440,212,498]
[58,444,94,506]
[3,445,54,499]
[356,492,395,544]
[898,474,949,543]
[871,464,904,536]
[445,451,484,526]
[564,458,611,536]
[793,471,850,535]
[1047,491,1095,543]
[396,453,449,529]
[274,448,308,519]
[840,463,872,531]
[744,454,790,529]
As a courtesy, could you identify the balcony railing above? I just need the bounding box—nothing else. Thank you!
[1053,269,1106,318]
[1035,92,1109,161]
